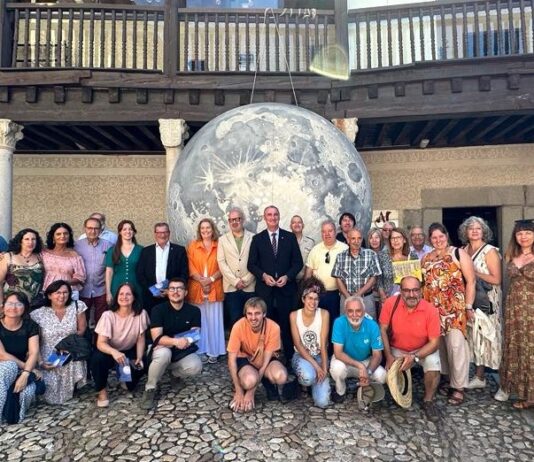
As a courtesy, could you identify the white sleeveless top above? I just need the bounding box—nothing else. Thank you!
[295,308,322,356]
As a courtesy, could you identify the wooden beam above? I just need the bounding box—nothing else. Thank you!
[447,118,480,145]
[69,126,114,150]
[509,117,534,140]
[469,116,508,142]
[114,125,149,151]
[412,120,438,146]
[91,126,131,151]
[485,115,530,142]
[392,122,413,146]
[29,126,75,150]
[46,125,97,150]
[374,123,389,147]
[137,125,161,148]
[432,119,459,146]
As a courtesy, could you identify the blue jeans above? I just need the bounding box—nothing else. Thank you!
[291,352,331,408]
[224,290,255,330]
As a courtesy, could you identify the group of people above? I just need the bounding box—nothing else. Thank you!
[0,206,533,424]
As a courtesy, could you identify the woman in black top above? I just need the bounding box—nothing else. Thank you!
[0,291,40,423]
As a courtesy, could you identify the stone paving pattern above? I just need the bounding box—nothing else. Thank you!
[1,363,533,462]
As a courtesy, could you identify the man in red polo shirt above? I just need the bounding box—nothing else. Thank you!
[379,276,441,420]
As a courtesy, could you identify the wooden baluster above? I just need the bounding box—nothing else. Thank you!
[152,10,158,70]
[35,8,41,67]
[255,13,259,71]
[245,12,250,71]
[398,9,403,65]
[496,0,504,54]
[143,10,148,70]
[89,8,94,68]
[296,14,301,72]
[77,8,83,67]
[519,0,527,53]
[507,0,515,53]
[265,13,270,71]
[430,6,436,60]
[224,13,229,71]
[100,9,106,68]
[419,8,425,61]
[275,12,280,71]
[121,9,126,68]
[204,12,209,71]
[285,13,290,71]
[462,3,468,58]
[355,15,361,69]
[440,6,446,59]
[484,0,491,56]
[67,8,74,67]
[184,12,189,71]
[377,12,383,67]
[111,9,116,68]
[45,8,51,67]
[304,14,310,70]
[452,4,458,58]
[313,12,319,71]
[365,13,371,67]
[194,13,199,70]
[132,10,138,68]
[474,2,480,57]
[235,12,240,71]
[215,12,219,71]
[56,8,62,67]
[387,10,392,66]
[23,8,29,67]
[11,8,19,67]
[408,8,415,63]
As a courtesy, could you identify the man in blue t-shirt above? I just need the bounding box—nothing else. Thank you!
[329,295,386,403]
[0,235,8,253]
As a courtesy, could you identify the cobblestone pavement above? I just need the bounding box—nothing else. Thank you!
[1,363,533,462]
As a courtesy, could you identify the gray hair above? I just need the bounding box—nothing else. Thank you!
[344,295,365,311]
[458,216,493,244]
[321,219,336,231]
[228,206,246,222]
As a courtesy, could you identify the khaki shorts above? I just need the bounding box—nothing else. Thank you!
[391,347,441,372]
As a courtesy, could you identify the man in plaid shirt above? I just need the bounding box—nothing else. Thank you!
[331,228,381,319]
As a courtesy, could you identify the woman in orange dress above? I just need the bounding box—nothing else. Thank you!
[187,218,224,364]
[421,223,476,406]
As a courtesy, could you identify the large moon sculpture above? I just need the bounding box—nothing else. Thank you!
[167,103,372,244]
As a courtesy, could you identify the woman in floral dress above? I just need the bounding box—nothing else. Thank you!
[499,219,534,409]
[421,223,476,406]
[31,280,87,404]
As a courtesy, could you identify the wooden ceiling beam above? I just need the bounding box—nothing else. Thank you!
[114,125,150,151]
[469,116,509,142]
[431,119,459,146]
[137,125,161,147]
[29,126,77,150]
[91,126,131,151]
[67,126,111,150]
[488,115,532,142]
[447,118,481,145]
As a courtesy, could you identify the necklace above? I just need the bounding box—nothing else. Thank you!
[19,252,33,263]
[522,251,533,256]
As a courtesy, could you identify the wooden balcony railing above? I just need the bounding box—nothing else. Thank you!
[1,2,335,73]
[0,0,532,74]
[349,0,534,70]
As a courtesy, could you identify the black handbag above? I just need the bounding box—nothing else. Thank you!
[474,277,494,315]
[55,334,92,361]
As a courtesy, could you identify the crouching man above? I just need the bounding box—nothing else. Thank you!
[330,295,387,403]
[379,276,441,420]
[227,297,294,412]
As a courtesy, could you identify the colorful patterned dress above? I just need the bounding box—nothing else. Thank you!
[466,244,502,370]
[421,248,467,337]
[500,261,534,401]
[3,252,44,304]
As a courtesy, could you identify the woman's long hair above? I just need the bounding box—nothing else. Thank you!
[109,283,142,316]
[112,220,137,265]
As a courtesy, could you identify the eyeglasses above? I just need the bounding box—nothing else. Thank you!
[85,227,101,231]
[411,233,424,238]
[155,231,170,235]
[229,217,242,223]
[4,302,24,308]
[390,236,404,241]
[168,287,186,292]
[325,252,330,264]
[401,288,421,294]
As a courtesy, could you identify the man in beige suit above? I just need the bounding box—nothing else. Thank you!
[217,207,256,329]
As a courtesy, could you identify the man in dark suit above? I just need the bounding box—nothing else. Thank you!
[136,222,188,314]
[248,205,303,362]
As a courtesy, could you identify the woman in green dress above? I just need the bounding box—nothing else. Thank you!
[105,220,143,304]
[0,229,45,307]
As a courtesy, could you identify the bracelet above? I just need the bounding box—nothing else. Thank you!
[210,276,215,283]
[465,303,473,309]
[22,369,32,374]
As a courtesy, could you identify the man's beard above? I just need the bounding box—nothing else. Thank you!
[348,318,363,329]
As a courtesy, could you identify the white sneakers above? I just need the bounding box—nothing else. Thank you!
[494,388,509,402]
[466,376,486,389]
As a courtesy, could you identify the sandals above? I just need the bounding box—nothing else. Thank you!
[448,389,464,406]
[512,401,534,410]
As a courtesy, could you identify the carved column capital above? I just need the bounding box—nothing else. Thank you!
[158,119,189,148]
[331,117,358,144]
[0,119,24,150]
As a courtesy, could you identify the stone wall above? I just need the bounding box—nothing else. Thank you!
[12,143,534,246]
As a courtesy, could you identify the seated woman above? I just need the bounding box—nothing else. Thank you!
[91,283,149,408]
[0,229,45,308]
[41,223,86,300]
[30,280,88,404]
[0,291,41,423]
[289,277,331,408]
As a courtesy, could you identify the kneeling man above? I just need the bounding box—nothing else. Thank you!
[330,295,387,403]
[227,297,289,412]
[379,276,441,419]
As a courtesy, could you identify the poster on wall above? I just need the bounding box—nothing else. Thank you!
[372,210,400,228]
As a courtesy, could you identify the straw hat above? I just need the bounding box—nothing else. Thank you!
[357,383,386,410]
[387,358,413,408]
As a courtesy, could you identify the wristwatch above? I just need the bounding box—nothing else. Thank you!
[367,367,373,377]
[413,354,420,364]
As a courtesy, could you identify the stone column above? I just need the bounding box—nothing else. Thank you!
[0,119,23,240]
[332,117,359,144]
[158,119,189,190]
